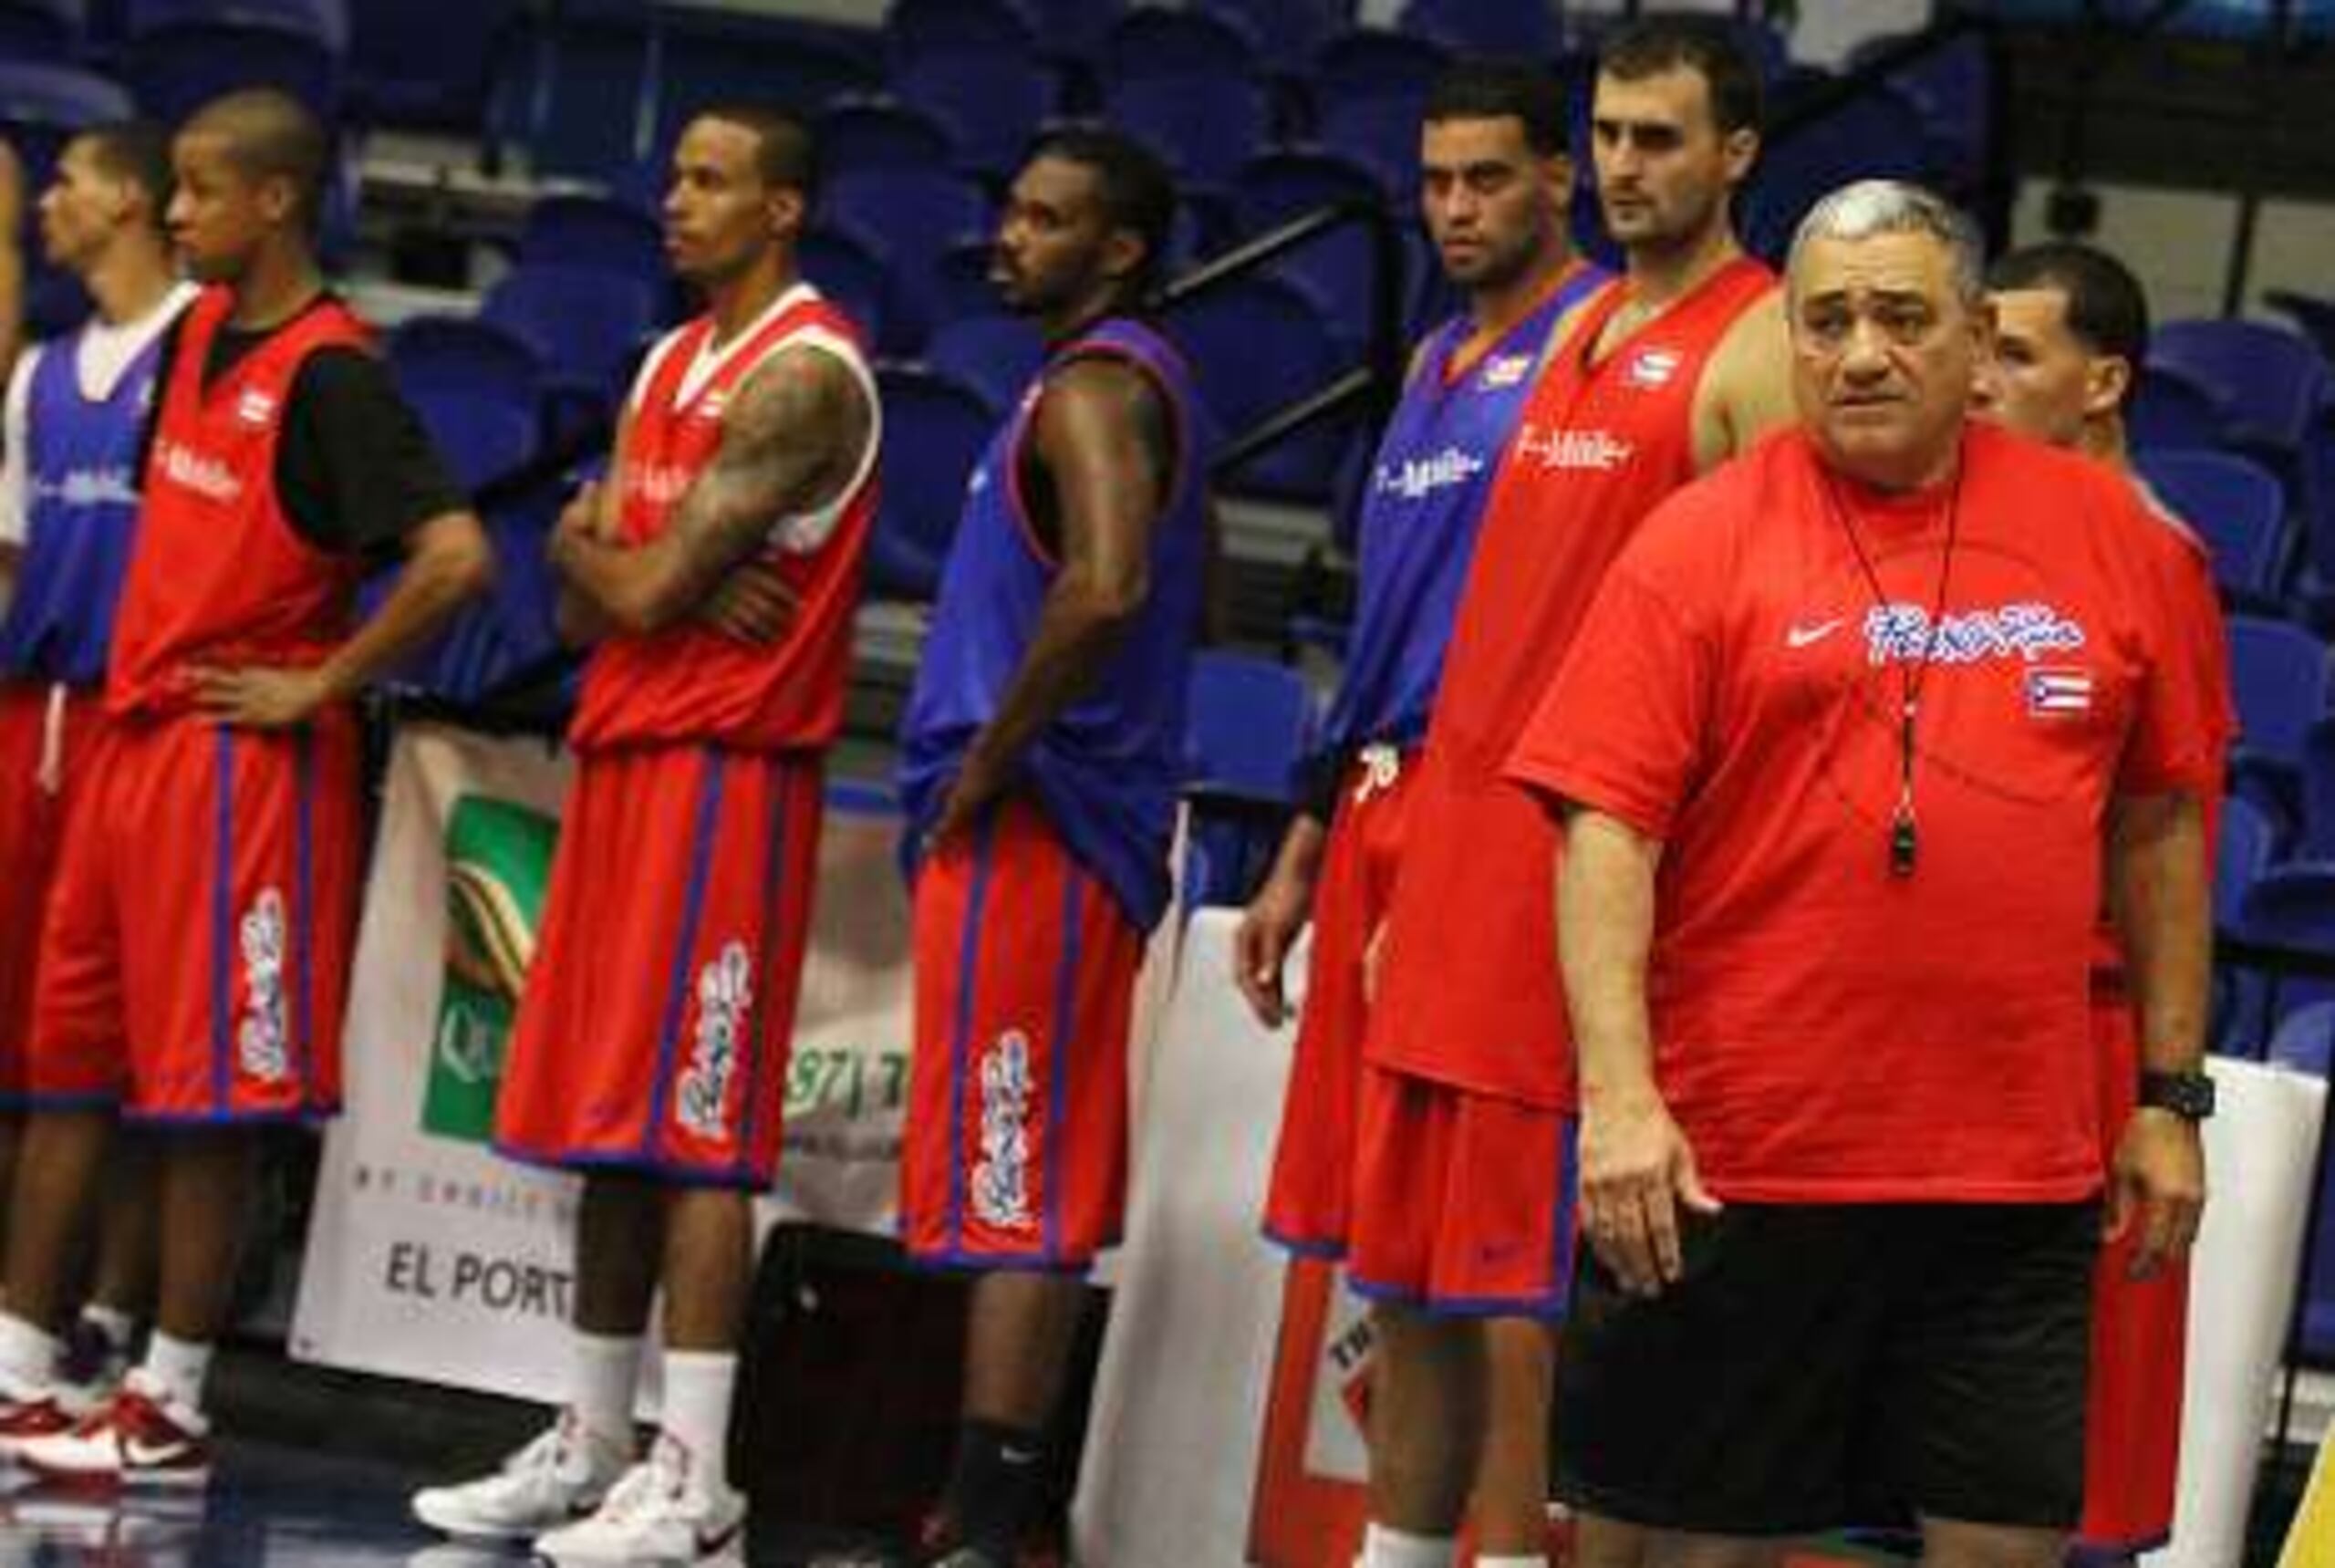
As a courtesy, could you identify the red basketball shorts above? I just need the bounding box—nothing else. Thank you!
[2077,984,2185,1552]
[495,744,824,1189]
[1261,746,1417,1255]
[0,681,105,1103]
[30,711,360,1120]
[1344,1061,1579,1318]
[899,795,1144,1273]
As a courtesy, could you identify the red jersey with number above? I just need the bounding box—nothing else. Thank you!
[1365,255,1777,1107]
[567,284,877,753]
[107,287,370,718]
[1507,423,2224,1201]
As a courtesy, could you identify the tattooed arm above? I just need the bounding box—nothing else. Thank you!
[550,343,874,635]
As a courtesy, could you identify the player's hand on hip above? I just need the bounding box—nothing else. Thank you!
[1233,869,1309,1030]
[696,558,799,644]
[2109,1106,2205,1280]
[1579,1088,1718,1298]
[188,663,331,728]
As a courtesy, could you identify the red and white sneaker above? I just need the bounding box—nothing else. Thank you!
[16,1372,210,1490]
[0,1392,75,1461]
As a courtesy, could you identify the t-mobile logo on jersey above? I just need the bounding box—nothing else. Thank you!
[1374,445,1485,502]
[30,467,140,508]
[1512,426,1634,472]
[152,439,242,504]
[971,1029,1037,1232]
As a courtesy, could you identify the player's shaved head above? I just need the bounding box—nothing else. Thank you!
[181,88,327,232]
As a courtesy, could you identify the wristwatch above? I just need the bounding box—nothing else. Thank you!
[2138,1068,2216,1122]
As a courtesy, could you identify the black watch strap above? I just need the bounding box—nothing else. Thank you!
[2138,1068,2216,1122]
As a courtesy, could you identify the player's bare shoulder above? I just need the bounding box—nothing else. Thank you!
[1691,286,1793,472]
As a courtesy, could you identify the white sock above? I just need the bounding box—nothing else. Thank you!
[570,1330,642,1452]
[139,1330,211,1416]
[1357,1523,1457,1568]
[0,1313,58,1395]
[1476,1557,1549,1568]
[659,1349,738,1497]
[78,1303,136,1354]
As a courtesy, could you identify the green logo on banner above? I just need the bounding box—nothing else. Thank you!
[423,795,559,1144]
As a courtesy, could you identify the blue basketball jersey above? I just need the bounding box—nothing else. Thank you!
[1319,264,1607,757]
[0,327,168,685]
[899,317,1213,934]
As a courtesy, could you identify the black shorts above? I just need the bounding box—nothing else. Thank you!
[1555,1200,2098,1537]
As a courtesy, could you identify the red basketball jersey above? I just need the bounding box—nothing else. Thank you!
[567,285,877,753]
[107,287,370,718]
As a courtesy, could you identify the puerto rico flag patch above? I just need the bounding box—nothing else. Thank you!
[2026,666,2094,718]
[1626,348,1681,388]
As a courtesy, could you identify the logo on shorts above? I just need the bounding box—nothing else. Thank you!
[428,796,561,1145]
[236,889,290,1085]
[970,1029,1037,1233]
[675,942,753,1144]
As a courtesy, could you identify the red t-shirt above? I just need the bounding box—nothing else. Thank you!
[1507,421,2224,1202]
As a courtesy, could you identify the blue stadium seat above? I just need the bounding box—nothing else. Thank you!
[126,0,345,46]
[1740,84,1933,265]
[1195,0,1349,77]
[2135,448,2288,600]
[514,193,666,290]
[1105,5,1260,86]
[651,15,878,154]
[387,315,545,414]
[1181,650,1317,907]
[2152,318,2328,469]
[890,52,1054,180]
[2267,289,2335,366]
[801,223,893,354]
[347,0,517,129]
[1108,72,1270,187]
[1310,24,1448,103]
[0,0,78,60]
[0,61,132,191]
[2216,793,2282,1049]
[1022,0,1120,67]
[481,265,661,420]
[2128,364,2229,454]
[925,312,1044,414]
[2242,867,2335,1054]
[865,366,991,600]
[1395,0,1557,58]
[1165,272,1350,500]
[1314,88,1428,201]
[825,168,990,355]
[1234,148,1389,343]
[493,2,649,178]
[883,0,1036,72]
[2229,614,2332,829]
[926,235,999,327]
[125,12,344,123]
[815,96,960,178]
[410,389,539,495]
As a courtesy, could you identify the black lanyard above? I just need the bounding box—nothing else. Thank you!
[1818,444,1966,878]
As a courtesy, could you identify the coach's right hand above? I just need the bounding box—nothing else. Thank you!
[1579,1087,1719,1298]
[696,559,799,644]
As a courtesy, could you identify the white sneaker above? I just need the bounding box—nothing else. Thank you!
[410,1412,631,1542]
[532,1431,745,1565]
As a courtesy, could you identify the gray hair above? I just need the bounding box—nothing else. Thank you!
[1785,179,1986,305]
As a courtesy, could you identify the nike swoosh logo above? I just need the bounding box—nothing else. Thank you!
[1786,618,1844,649]
[120,1438,194,1467]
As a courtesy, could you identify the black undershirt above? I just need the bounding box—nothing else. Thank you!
[140,295,467,560]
